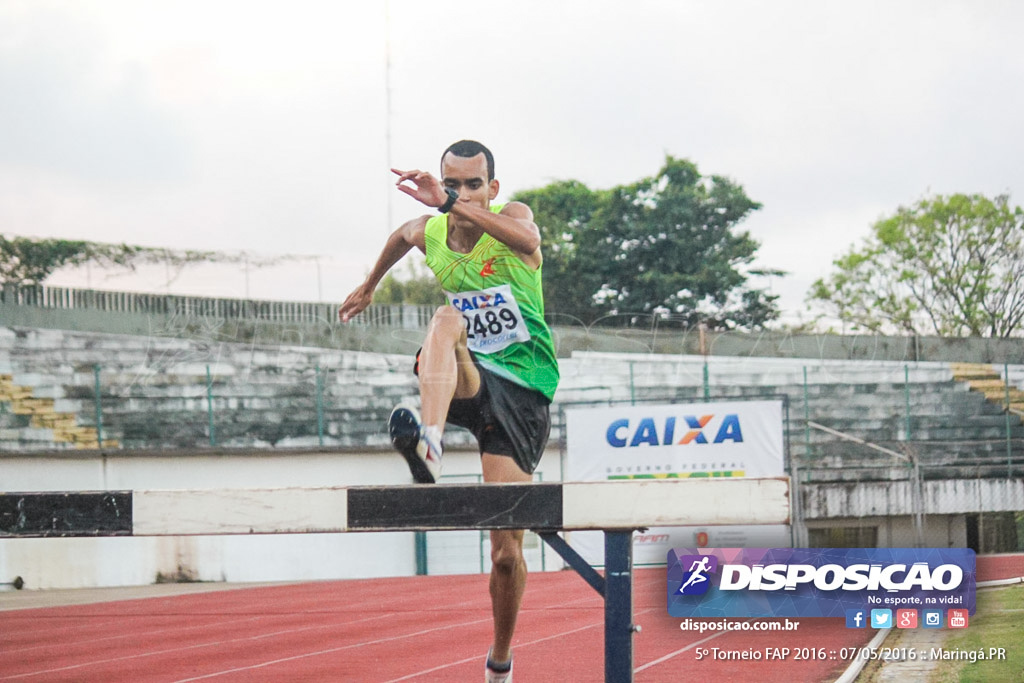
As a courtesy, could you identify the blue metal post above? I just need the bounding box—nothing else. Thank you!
[605,530,635,683]
[414,531,428,575]
[537,529,637,681]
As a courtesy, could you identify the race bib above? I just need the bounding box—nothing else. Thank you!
[446,284,532,354]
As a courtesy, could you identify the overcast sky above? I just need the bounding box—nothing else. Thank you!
[2,0,1022,326]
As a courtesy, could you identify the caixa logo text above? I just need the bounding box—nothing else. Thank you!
[606,414,743,448]
[450,292,507,310]
[718,563,964,592]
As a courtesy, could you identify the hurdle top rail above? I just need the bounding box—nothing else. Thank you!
[1,478,791,683]
[0,478,790,538]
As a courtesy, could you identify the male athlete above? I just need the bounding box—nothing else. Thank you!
[338,140,559,682]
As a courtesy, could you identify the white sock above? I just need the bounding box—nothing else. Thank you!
[424,425,444,453]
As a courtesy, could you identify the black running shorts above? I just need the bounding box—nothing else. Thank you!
[415,350,551,475]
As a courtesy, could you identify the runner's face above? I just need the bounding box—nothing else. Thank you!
[440,152,498,221]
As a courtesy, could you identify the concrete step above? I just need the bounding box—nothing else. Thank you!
[793,440,1024,462]
[2,329,410,368]
[30,413,78,430]
[52,365,410,390]
[0,426,58,443]
[110,415,390,449]
[66,384,408,406]
[0,385,33,401]
[804,415,1021,433]
[802,423,1024,450]
[625,380,970,397]
[950,363,1001,380]
[93,396,399,414]
[0,413,30,428]
[978,388,1024,402]
[573,351,955,373]
[968,378,1012,390]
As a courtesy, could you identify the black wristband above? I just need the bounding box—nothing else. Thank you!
[438,187,458,213]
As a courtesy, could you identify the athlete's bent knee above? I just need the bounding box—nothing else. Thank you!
[427,306,464,338]
[491,537,524,574]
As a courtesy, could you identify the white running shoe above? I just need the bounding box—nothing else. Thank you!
[484,649,513,683]
[388,403,442,484]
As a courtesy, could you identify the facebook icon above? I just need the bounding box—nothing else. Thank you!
[845,609,867,629]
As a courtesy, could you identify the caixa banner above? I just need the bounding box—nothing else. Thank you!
[566,401,787,566]
[667,548,976,618]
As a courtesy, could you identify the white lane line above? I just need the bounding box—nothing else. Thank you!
[171,616,497,682]
[0,584,494,674]
[1,614,262,655]
[633,630,728,673]
[383,620,604,682]
[384,605,661,681]
[1,592,421,656]
[0,610,403,681]
[173,592,606,682]
[3,578,605,681]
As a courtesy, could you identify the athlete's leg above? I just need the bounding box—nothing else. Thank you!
[482,453,532,663]
[418,306,480,436]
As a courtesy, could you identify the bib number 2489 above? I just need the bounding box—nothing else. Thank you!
[466,308,518,340]
[446,284,532,354]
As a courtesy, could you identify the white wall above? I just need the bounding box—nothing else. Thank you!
[805,514,968,548]
[0,447,564,590]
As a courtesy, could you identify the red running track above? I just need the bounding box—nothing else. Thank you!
[2,555,1020,682]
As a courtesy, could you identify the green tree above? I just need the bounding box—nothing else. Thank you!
[509,179,608,326]
[0,234,309,289]
[808,193,1024,337]
[512,157,780,329]
[0,236,93,284]
[372,259,444,305]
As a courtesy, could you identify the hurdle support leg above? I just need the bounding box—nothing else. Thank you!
[604,530,635,683]
[536,531,605,594]
[537,529,638,683]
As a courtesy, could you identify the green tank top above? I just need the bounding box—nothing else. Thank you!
[423,204,559,400]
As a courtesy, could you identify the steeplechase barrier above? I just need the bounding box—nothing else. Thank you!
[1,478,791,682]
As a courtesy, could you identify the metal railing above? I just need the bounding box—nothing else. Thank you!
[1,282,435,327]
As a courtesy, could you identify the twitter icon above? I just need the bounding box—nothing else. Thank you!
[871,609,893,628]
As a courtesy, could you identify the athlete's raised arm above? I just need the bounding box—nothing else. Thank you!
[453,199,541,267]
[337,215,427,322]
[392,166,541,268]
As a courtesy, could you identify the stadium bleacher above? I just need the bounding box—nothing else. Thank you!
[3,327,1022,467]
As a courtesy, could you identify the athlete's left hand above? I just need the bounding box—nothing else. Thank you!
[338,283,373,322]
[392,168,447,208]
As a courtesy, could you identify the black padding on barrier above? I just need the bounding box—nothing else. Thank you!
[0,492,133,537]
[347,483,562,531]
